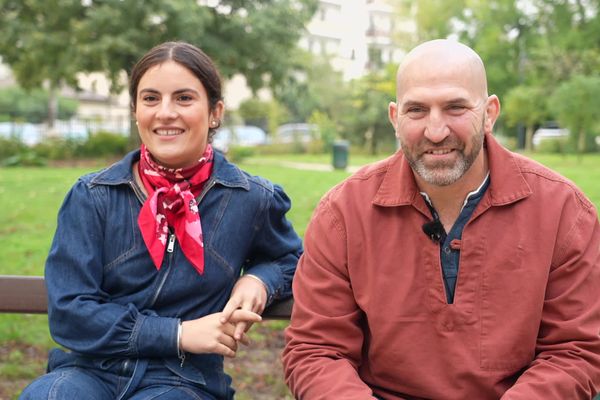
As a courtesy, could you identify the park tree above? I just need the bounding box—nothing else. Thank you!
[503,85,548,151]
[237,98,290,135]
[77,0,318,92]
[0,0,86,128]
[0,87,78,124]
[0,0,317,133]
[346,64,397,155]
[548,74,600,154]
[273,50,351,124]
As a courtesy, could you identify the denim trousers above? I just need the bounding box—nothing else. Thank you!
[19,350,219,400]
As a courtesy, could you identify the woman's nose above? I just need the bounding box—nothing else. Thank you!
[156,100,178,120]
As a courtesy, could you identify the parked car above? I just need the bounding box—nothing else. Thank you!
[212,125,268,153]
[275,123,318,144]
[533,122,570,147]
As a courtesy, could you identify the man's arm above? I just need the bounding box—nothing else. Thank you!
[502,203,600,399]
[282,197,376,399]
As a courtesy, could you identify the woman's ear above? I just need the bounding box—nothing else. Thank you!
[211,100,225,125]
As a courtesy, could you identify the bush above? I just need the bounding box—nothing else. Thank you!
[33,137,82,160]
[80,131,129,158]
[0,137,28,161]
[535,137,573,154]
[1,151,47,167]
[227,146,256,163]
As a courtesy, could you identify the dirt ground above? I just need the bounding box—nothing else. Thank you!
[0,323,292,400]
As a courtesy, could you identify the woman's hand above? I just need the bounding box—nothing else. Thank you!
[180,310,262,358]
[220,275,268,340]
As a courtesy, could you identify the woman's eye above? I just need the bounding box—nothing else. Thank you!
[178,94,193,102]
[142,95,158,102]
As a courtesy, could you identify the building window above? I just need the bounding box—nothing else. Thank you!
[368,46,383,69]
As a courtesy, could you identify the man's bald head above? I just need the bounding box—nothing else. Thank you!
[396,39,489,101]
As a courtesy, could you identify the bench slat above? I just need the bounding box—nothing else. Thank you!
[0,275,48,314]
[0,275,293,319]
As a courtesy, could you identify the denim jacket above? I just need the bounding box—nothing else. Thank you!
[44,149,302,399]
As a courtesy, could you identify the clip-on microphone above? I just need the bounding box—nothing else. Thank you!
[422,218,445,243]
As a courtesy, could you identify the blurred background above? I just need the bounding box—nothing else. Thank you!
[1,1,600,399]
[1,0,599,164]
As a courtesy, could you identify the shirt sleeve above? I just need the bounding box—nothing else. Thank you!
[282,195,376,399]
[242,183,303,306]
[501,200,600,399]
[45,179,179,358]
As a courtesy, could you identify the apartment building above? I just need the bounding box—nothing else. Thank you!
[300,0,414,80]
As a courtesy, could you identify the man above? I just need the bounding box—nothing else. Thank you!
[282,39,600,399]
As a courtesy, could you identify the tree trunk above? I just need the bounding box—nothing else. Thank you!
[128,117,140,150]
[578,128,586,154]
[47,85,58,131]
[525,125,534,152]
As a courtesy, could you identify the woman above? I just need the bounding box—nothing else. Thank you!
[20,42,302,400]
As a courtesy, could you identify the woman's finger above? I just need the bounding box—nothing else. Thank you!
[220,297,241,324]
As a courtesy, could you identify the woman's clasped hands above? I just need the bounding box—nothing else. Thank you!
[180,275,268,358]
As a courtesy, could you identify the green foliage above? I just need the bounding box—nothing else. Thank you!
[0,132,129,165]
[32,137,81,161]
[238,98,290,135]
[226,146,256,163]
[345,64,397,154]
[504,85,549,151]
[79,131,129,157]
[308,111,336,151]
[0,137,27,161]
[274,51,351,123]
[1,152,47,167]
[535,137,572,154]
[0,87,78,123]
[0,0,317,130]
[548,75,600,153]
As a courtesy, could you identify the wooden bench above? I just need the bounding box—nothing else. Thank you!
[0,275,293,319]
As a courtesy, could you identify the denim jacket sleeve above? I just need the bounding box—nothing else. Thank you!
[45,179,179,358]
[242,183,303,306]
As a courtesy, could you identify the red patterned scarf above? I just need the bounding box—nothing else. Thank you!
[137,144,214,274]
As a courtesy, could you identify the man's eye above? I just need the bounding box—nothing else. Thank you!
[406,107,426,116]
[447,105,466,114]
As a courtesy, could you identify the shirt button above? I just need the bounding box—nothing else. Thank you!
[444,246,451,254]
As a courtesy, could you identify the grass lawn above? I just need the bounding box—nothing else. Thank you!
[0,150,598,398]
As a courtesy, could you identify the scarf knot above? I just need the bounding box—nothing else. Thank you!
[137,144,213,274]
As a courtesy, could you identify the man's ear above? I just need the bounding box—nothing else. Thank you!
[389,101,399,135]
[484,95,500,133]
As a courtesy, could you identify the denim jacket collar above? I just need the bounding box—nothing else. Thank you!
[90,149,250,191]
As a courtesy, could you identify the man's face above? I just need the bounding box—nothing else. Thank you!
[389,56,497,187]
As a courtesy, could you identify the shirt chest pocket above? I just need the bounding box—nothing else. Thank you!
[479,243,545,371]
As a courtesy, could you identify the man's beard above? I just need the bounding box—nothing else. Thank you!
[400,124,485,187]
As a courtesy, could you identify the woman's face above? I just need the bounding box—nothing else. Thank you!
[135,60,223,169]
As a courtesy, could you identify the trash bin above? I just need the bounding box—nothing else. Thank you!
[332,140,349,170]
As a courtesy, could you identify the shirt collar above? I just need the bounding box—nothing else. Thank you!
[373,133,532,209]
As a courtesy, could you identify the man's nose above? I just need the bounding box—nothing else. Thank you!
[424,109,450,143]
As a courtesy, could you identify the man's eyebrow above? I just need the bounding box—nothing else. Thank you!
[400,100,426,110]
[445,97,470,104]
